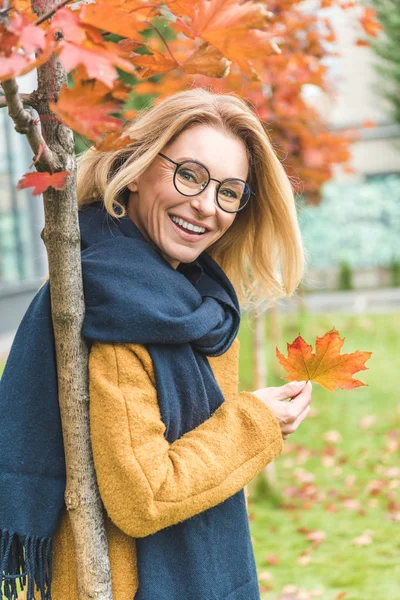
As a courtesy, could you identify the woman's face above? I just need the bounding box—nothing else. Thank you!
[126,124,249,268]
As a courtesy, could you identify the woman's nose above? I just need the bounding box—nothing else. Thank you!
[189,183,217,217]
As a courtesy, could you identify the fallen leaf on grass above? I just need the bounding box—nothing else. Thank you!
[258,570,273,581]
[321,455,335,467]
[325,502,339,513]
[306,530,326,545]
[279,585,315,600]
[386,439,400,453]
[324,430,342,444]
[342,498,361,510]
[344,474,356,488]
[280,585,298,599]
[276,328,372,392]
[359,414,377,429]
[352,530,373,546]
[368,479,386,495]
[297,553,311,565]
[384,467,400,478]
[387,512,400,522]
[293,468,315,483]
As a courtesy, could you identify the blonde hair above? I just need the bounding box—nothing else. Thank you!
[77,88,305,310]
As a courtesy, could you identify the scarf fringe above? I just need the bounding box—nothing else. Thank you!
[0,528,52,600]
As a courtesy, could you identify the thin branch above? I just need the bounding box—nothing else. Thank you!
[34,0,72,26]
[0,6,14,19]
[1,77,58,170]
[0,0,12,26]
[0,91,38,109]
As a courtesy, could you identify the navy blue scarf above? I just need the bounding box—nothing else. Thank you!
[0,201,261,600]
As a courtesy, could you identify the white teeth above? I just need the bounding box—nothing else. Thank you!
[171,216,206,234]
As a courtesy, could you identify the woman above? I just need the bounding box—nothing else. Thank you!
[0,88,312,600]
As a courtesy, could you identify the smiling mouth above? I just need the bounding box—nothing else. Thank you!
[169,214,208,236]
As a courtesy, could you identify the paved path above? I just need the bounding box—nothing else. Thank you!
[279,286,400,314]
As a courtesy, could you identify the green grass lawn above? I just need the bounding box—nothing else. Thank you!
[238,311,400,600]
[1,311,399,599]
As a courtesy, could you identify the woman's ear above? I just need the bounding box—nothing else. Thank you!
[127,181,138,192]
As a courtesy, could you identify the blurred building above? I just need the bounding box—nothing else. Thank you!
[298,3,400,290]
[302,2,400,181]
[0,71,47,336]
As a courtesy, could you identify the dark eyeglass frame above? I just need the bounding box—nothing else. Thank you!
[158,152,254,213]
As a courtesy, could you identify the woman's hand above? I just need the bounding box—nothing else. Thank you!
[252,380,312,440]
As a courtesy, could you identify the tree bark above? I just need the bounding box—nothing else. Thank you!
[1,0,113,597]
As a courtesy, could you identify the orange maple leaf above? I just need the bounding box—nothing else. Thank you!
[276,327,372,393]
[165,0,277,80]
[17,171,70,195]
[131,39,230,79]
[79,1,157,41]
[50,75,126,144]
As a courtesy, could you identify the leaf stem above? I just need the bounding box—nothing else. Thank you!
[144,20,182,66]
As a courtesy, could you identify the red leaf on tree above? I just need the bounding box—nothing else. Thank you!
[8,12,47,54]
[50,74,127,144]
[276,327,372,393]
[50,8,136,86]
[50,7,87,45]
[58,41,134,87]
[17,171,70,195]
[0,12,55,80]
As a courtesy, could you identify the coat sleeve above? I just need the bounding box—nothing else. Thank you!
[89,341,284,538]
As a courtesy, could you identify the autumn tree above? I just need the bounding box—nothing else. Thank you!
[0,0,381,598]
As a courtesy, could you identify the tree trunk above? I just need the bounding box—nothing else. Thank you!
[42,152,113,600]
[1,0,113,596]
[28,1,113,591]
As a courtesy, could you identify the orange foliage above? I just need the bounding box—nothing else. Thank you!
[0,0,382,199]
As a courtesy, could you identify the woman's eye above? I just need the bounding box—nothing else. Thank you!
[179,169,197,182]
[220,188,238,199]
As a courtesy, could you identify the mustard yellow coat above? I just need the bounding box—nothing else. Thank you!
[50,338,284,599]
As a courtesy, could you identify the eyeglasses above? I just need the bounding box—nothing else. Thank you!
[158,152,253,213]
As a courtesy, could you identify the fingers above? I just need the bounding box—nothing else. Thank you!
[275,380,307,401]
[282,405,310,439]
[281,382,312,440]
[287,381,312,415]
[295,404,311,427]
[252,380,312,442]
